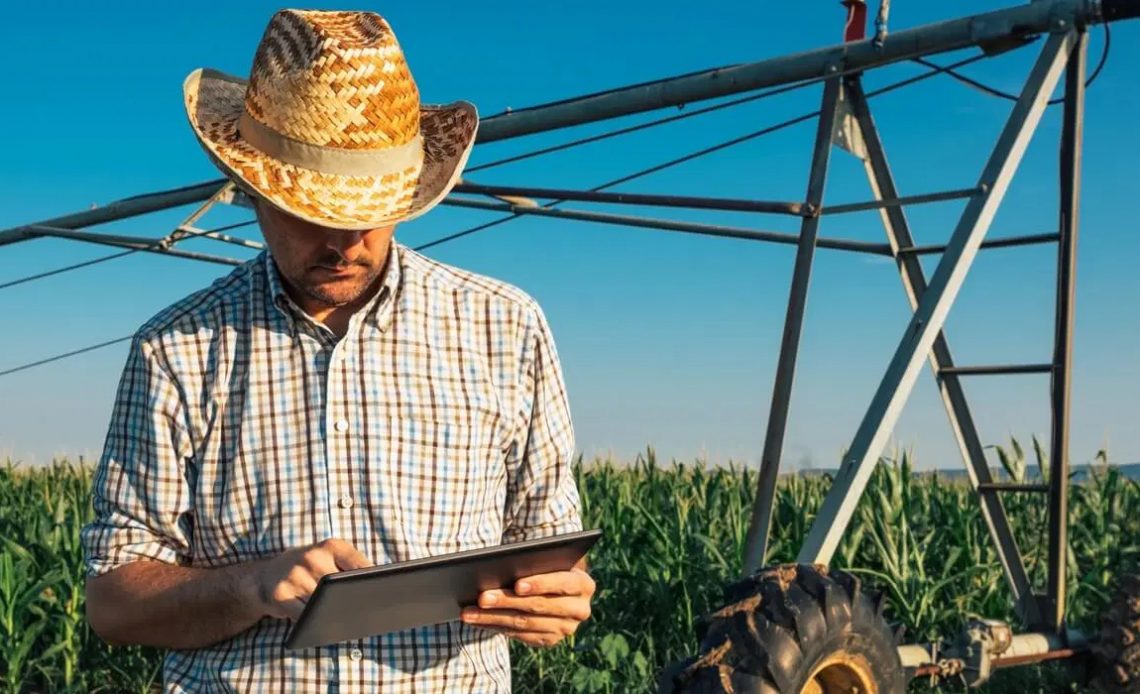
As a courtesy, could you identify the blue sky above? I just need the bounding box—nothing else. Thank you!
[2,1,1138,471]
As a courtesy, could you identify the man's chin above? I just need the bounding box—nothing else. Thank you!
[301,282,369,308]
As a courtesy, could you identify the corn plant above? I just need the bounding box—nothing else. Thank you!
[0,441,1132,692]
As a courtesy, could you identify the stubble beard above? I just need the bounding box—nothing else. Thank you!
[297,267,383,308]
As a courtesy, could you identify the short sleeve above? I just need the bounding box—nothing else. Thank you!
[81,335,195,577]
[502,304,583,543]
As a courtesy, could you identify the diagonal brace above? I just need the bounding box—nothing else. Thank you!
[843,76,1042,625]
[796,31,1076,568]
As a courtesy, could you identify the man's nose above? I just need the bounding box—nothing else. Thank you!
[326,230,364,253]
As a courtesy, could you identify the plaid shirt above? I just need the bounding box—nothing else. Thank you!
[81,242,582,693]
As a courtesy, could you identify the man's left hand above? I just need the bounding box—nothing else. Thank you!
[461,567,595,647]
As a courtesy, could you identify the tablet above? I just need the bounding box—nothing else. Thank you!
[284,528,602,650]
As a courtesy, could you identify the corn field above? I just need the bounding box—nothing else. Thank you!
[1,440,1138,692]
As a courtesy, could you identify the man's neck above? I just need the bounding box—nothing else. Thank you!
[292,274,385,338]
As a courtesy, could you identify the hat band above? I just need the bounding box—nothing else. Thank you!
[238,109,423,177]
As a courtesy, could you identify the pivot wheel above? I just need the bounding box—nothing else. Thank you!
[1094,573,1140,693]
[663,564,905,694]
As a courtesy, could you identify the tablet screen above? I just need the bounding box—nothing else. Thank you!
[284,528,602,650]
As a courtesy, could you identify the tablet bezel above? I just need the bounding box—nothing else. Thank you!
[283,528,602,650]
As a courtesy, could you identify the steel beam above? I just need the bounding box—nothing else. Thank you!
[900,232,1060,256]
[742,78,843,573]
[476,0,1107,142]
[796,31,1074,567]
[1046,29,1086,635]
[844,76,1041,624]
[939,363,1054,376]
[172,226,266,251]
[822,186,982,215]
[441,197,891,255]
[26,225,242,266]
[454,181,980,218]
[0,180,229,248]
[454,182,807,216]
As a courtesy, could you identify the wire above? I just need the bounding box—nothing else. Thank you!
[912,24,1110,105]
[0,220,259,292]
[467,79,822,174]
[0,336,133,377]
[0,53,994,378]
[429,52,990,248]
[0,250,135,291]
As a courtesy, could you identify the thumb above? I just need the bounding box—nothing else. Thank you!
[328,540,373,571]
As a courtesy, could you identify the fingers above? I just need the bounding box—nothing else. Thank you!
[461,608,581,641]
[475,590,591,621]
[323,538,373,571]
[512,568,595,599]
[493,629,569,648]
[255,538,370,619]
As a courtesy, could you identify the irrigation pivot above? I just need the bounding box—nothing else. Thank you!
[4,0,1140,690]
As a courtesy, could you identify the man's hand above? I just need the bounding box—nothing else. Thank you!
[460,566,595,647]
[248,538,372,621]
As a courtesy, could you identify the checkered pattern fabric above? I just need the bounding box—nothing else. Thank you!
[81,242,582,692]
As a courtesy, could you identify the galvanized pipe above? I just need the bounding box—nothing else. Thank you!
[1046,28,1086,634]
[441,197,893,254]
[25,225,242,266]
[743,78,843,574]
[898,629,1088,673]
[822,187,982,215]
[454,182,982,218]
[0,179,229,248]
[453,182,807,216]
[796,31,1074,567]
[477,0,1108,142]
[844,76,1041,624]
[900,231,1060,255]
[939,363,1054,375]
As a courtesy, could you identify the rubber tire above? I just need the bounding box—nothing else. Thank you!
[1094,573,1140,693]
[661,564,906,694]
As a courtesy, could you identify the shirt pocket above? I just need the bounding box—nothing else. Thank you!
[375,415,507,559]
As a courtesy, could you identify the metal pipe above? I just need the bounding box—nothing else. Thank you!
[25,225,242,266]
[845,76,1041,624]
[939,363,1054,375]
[440,197,893,254]
[453,182,982,218]
[172,225,266,250]
[476,0,1106,142]
[821,186,982,215]
[977,482,1050,493]
[453,182,807,216]
[0,179,229,248]
[897,629,1087,674]
[743,78,843,575]
[900,231,1060,255]
[1047,29,1086,635]
[796,31,1074,567]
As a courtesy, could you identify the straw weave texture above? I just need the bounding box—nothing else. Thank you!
[184,10,477,230]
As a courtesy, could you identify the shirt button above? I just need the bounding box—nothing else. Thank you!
[349,648,363,661]
[334,419,348,433]
[338,496,354,509]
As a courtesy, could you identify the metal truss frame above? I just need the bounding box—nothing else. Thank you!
[2,0,1138,674]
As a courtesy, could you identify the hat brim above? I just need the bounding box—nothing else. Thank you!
[183,68,478,231]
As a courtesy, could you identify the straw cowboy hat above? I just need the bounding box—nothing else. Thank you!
[183,9,478,230]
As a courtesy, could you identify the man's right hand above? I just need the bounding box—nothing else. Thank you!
[248,538,372,621]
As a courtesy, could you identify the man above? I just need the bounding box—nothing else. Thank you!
[81,9,594,692]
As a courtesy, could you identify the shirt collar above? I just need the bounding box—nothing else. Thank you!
[263,241,402,336]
